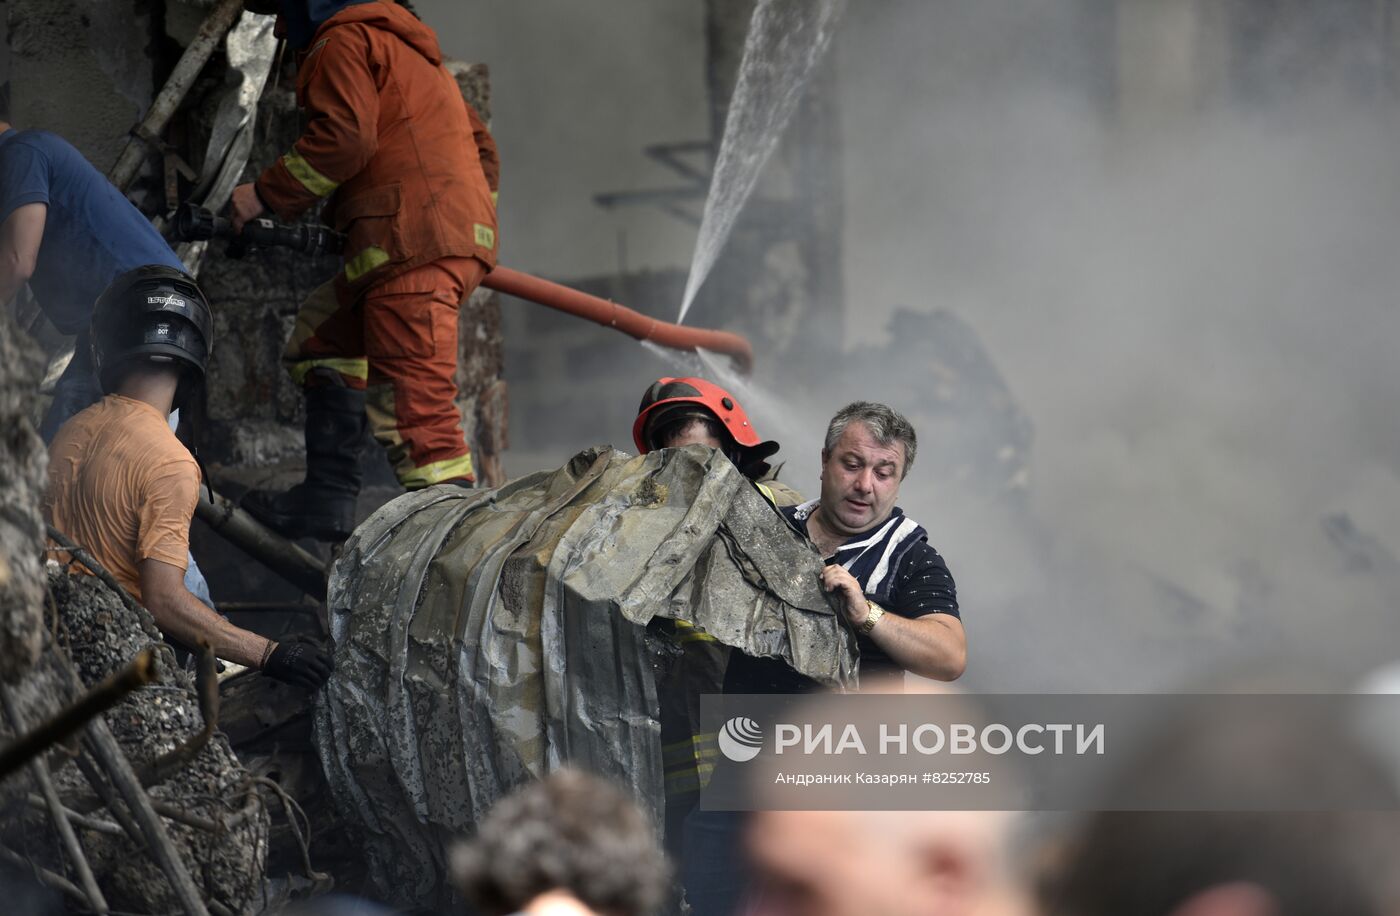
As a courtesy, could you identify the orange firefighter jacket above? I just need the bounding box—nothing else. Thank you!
[255,0,499,294]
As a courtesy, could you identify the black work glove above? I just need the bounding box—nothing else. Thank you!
[262,636,334,689]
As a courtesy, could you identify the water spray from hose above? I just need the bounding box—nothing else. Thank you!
[678,0,847,325]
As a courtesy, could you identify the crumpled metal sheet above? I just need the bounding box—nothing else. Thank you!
[180,11,277,272]
[314,446,856,908]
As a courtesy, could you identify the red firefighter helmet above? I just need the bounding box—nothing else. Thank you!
[633,377,780,479]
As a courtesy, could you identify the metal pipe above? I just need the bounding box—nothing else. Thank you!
[108,0,246,191]
[195,488,328,601]
[481,266,756,374]
[169,207,759,371]
[0,649,157,781]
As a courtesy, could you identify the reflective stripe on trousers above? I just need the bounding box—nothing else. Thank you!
[282,256,488,487]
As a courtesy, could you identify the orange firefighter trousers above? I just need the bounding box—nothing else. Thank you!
[283,256,487,489]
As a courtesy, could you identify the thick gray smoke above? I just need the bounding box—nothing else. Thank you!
[817,0,1400,690]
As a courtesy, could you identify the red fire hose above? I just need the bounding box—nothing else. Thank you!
[481,266,755,375]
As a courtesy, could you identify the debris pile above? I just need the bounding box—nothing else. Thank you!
[317,445,856,908]
[0,570,270,914]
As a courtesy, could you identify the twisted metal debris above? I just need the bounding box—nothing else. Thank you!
[317,445,857,907]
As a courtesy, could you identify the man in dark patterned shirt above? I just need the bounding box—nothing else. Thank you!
[725,400,965,690]
[687,403,965,916]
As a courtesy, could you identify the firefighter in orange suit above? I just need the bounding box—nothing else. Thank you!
[231,0,499,540]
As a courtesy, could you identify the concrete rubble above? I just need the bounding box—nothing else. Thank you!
[0,522,275,913]
[0,571,272,913]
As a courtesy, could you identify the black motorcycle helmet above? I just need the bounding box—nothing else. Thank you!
[90,265,213,410]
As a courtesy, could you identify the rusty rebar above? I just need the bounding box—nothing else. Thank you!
[254,774,327,883]
[74,751,143,843]
[222,785,263,832]
[23,794,124,836]
[195,488,328,600]
[148,798,224,835]
[67,779,228,834]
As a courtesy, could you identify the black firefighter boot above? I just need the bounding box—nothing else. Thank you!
[243,384,367,541]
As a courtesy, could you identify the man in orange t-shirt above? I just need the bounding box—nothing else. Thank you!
[45,266,332,689]
[48,395,205,604]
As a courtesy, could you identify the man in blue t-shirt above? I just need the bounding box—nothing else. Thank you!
[0,120,187,440]
[0,119,219,609]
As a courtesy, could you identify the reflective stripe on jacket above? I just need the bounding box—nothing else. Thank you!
[255,0,498,293]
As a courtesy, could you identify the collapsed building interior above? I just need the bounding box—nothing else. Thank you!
[0,0,860,908]
[5,0,1400,912]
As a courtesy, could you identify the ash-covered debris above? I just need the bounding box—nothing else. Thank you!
[52,565,166,687]
[319,446,854,909]
[1,570,271,914]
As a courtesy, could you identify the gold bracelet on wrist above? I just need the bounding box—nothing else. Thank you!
[859,601,886,634]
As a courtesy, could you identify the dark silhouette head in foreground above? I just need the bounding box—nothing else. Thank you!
[452,768,671,916]
[1041,693,1400,916]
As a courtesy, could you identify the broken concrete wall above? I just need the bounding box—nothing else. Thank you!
[5,0,156,169]
[39,572,270,912]
[194,71,342,471]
